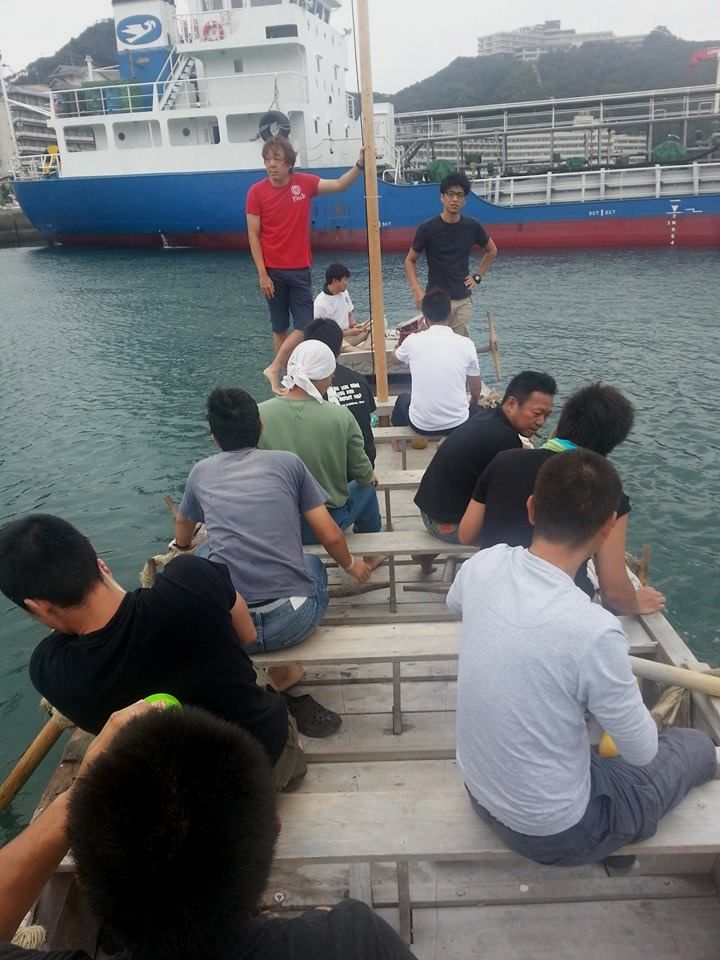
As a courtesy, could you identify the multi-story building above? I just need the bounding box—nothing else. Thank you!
[477,19,645,61]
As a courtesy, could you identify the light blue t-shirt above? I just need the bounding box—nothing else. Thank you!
[179,448,327,602]
[448,544,658,836]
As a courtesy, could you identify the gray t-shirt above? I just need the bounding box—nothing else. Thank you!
[179,448,328,602]
[447,544,658,837]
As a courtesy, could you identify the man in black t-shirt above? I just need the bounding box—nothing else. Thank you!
[304,317,377,464]
[0,514,304,791]
[457,383,666,615]
[405,171,497,338]
[0,704,417,960]
[414,371,556,544]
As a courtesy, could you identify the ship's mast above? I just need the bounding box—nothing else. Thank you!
[354,0,388,403]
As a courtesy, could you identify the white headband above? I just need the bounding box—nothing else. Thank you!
[282,340,337,402]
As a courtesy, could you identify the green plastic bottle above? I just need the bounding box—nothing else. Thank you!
[144,693,181,709]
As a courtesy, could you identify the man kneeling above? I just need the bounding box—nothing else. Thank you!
[448,450,716,866]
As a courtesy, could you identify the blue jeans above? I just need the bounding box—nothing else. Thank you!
[421,510,460,544]
[243,554,329,654]
[300,481,382,543]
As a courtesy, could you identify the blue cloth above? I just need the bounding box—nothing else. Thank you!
[420,510,460,544]
[300,480,382,543]
[243,555,329,654]
[266,267,313,333]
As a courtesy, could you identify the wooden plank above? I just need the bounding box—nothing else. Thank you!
[349,863,373,905]
[376,469,425,490]
[306,530,473,557]
[374,426,443,442]
[275,780,720,863]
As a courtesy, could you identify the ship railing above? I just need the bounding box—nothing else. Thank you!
[175,10,232,45]
[470,160,720,207]
[49,71,309,120]
[11,153,60,180]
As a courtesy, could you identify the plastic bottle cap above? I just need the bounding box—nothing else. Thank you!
[144,693,181,709]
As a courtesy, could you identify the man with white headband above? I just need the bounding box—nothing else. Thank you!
[259,342,383,565]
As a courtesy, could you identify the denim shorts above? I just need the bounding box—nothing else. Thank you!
[266,267,313,334]
[420,511,460,544]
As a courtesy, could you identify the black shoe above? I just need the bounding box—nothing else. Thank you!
[283,693,343,738]
[602,855,637,873]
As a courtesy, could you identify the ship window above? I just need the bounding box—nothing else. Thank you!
[314,119,319,134]
[327,122,331,136]
[168,116,219,146]
[234,58,244,72]
[202,0,224,9]
[65,124,105,151]
[113,119,161,149]
[266,24,299,38]
[251,0,282,5]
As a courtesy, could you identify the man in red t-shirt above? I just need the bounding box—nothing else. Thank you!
[246,136,364,393]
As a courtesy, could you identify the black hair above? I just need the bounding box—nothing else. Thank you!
[68,707,277,960]
[304,317,343,357]
[206,387,261,451]
[555,383,635,456]
[439,171,471,195]
[421,286,452,324]
[502,371,557,405]
[0,514,101,610]
[532,449,623,549]
[261,136,296,168]
[325,262,351,284]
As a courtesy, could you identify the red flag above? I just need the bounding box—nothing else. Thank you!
[690,46,720,67]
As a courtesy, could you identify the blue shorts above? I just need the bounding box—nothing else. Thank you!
[266,267,314,334]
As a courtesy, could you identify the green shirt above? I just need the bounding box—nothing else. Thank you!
[259,397,373,507]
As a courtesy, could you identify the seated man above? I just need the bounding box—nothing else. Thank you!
[304,317,377,466]
[0,515,305,790]
[391,287,483,435]
[414,370,556,544]
[258,341,382,559]
[0,702,418,959]
[458,383,665,615]
[448,450,717,867]
[314,262,370,349]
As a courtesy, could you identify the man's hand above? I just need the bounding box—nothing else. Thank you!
[635,586,666,615]
[464,275,480,289]
[347,556,372,583]
[371,473,379,487]
[412,285,423,309]
[259,273,275,299]
[78,701,162,778]
[357,146,366,168]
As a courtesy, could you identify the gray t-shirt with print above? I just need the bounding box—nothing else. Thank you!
[179,448,328,602]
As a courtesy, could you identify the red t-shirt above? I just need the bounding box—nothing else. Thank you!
[246,172,321,270]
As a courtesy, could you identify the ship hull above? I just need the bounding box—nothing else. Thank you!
[13,167,720,251]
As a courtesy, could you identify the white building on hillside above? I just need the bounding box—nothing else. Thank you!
[477,20,646,61]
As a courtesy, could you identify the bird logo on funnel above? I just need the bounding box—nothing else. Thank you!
[117,15,163,45]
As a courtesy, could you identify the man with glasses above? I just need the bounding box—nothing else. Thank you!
[405,171,497,338]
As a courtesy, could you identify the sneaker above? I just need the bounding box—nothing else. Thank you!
[283,693,343,738]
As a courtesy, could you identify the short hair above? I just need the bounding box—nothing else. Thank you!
[502,371,557,405]
[0,514,101,610]
[68,707,277,960]
[261,136,296,168]
[440,171,471,195]
[206,387,260,451]
[304,317,343,357]
[422,286,452,324]
[533,449,623,549]
[555,383,635,456]
[325,262,351,284]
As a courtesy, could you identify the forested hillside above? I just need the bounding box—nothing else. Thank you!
[15,20,116,84]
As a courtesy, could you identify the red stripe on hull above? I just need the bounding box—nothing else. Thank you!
[53,215,720,251]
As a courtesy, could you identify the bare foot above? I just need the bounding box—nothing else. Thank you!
[268,662,305,691]
[263,364,284,395]
[363,554,387,572]
[391,439,404,453]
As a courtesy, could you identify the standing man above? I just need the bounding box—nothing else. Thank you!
[247,137,365,393]
[405,171,497,338]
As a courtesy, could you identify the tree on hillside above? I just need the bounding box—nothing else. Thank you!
[15,20,117,84]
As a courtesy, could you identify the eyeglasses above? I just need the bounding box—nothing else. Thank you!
[443,191,466,200]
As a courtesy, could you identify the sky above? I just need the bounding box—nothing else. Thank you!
[0,0,718,92]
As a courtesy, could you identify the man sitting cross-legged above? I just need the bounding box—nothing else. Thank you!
[259,340,383,569]
[174,386,372,737]
[458,383,665,615]
[448,450,716,867]
[0,514,306,790]
[0,702,419,960]
[390,287,483,436]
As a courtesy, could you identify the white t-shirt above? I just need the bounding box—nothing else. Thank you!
[447,544,658,837]
[394,324,480,431]
[314,289,354,330]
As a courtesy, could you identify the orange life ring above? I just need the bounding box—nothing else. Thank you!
[203,20,225,40]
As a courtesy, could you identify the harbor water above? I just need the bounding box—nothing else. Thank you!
[0,244,719,839]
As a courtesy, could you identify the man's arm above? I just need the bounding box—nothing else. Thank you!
[230,592,257,645]
[465,238,498,290]
[174,512,197,551]
[317,152,364,195]
[467,374,483,406]
[593,515,666,615]
[247,213,274,299]
[458,500,486,546]
[404,247,424,309]
[347,419,374,486]
[302,505,371,583]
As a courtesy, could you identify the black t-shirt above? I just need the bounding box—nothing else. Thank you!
[0,900,418,960]
[329,363,377,465]
[28,555,288,764]
[414,405,523,524]
[412,215,490,300]
[473,447,631,595]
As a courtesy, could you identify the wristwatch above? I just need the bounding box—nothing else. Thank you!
[472,274,482,284]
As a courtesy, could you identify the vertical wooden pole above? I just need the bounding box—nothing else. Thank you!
[354,0,389,402]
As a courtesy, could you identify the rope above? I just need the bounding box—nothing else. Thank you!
[139,523,207,587]
[12,925,47,950]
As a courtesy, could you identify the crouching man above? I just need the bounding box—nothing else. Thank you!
[448,450,716,866]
